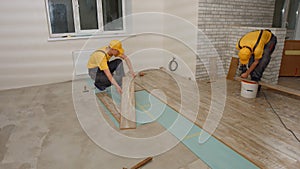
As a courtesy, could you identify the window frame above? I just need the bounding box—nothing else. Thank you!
[45,0,126,38]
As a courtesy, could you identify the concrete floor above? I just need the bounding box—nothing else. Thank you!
[0,80,209,169]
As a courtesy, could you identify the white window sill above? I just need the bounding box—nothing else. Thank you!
[47,33,132,42]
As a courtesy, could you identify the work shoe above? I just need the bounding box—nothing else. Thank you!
[94,85,107,93]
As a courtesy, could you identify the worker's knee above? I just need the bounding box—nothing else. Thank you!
[88,68,98,80]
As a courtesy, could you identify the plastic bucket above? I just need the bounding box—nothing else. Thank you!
[240,80,258,98]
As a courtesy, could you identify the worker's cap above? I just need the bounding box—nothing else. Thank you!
[238,47,251,65]
[109,40,124,56]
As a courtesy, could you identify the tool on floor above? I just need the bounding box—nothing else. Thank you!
[123,157,153,169]
[139,72,145,77]
[82,85,89,93]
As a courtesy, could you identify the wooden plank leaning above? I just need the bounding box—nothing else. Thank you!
[226,57,239,80]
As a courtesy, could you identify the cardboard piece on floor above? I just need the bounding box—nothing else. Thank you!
[120,76,136,130]
[227,57,239,80]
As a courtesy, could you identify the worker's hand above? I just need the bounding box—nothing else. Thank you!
[131,72,136,78]
[116,85,123,95]
[241,72,249,79]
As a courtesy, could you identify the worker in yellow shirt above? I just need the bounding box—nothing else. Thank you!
[87,40,135,94]
[236,29,277,82]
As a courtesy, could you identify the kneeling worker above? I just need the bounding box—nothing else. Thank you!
[236,29,277,82]
[87,40,135,94]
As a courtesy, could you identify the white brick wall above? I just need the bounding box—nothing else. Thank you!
[196,0,286,84]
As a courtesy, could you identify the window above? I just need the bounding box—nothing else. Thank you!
[272,0,300,39]
[46,0,125,38]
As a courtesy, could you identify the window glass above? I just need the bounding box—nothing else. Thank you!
[287,0,299,30]
[47,0,125,37]
[102,0,123,31]
[272,0,285,28]
[272,0,300,29]
[48,0,75,33]
[78,0,99,30]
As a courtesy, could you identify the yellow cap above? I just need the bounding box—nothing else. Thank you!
[238,47,251,65]
[109,40,124,56]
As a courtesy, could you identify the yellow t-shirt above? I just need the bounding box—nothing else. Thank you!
[236,30,272,60]
[87,47,112,70]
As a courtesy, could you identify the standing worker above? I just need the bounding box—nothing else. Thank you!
[236,29,277,82]
[87,40,135,94]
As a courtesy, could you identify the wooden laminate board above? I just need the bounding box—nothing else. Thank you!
[96,92,121,123]
[226,57,239,80]
[120,76,136,130]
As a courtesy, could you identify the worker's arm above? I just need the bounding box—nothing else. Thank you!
[119,54,135,77]
[103,69,122,94]
[241,59,259,78]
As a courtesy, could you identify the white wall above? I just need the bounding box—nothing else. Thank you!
[0,0,197,90]
[163,0,198,79]
[0,1,103,90]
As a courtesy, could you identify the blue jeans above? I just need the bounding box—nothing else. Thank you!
[248,34,277,81]
[94,59,124,90]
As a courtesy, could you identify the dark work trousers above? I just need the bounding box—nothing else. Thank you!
[94,59,124,90]
[248,34,277,81]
